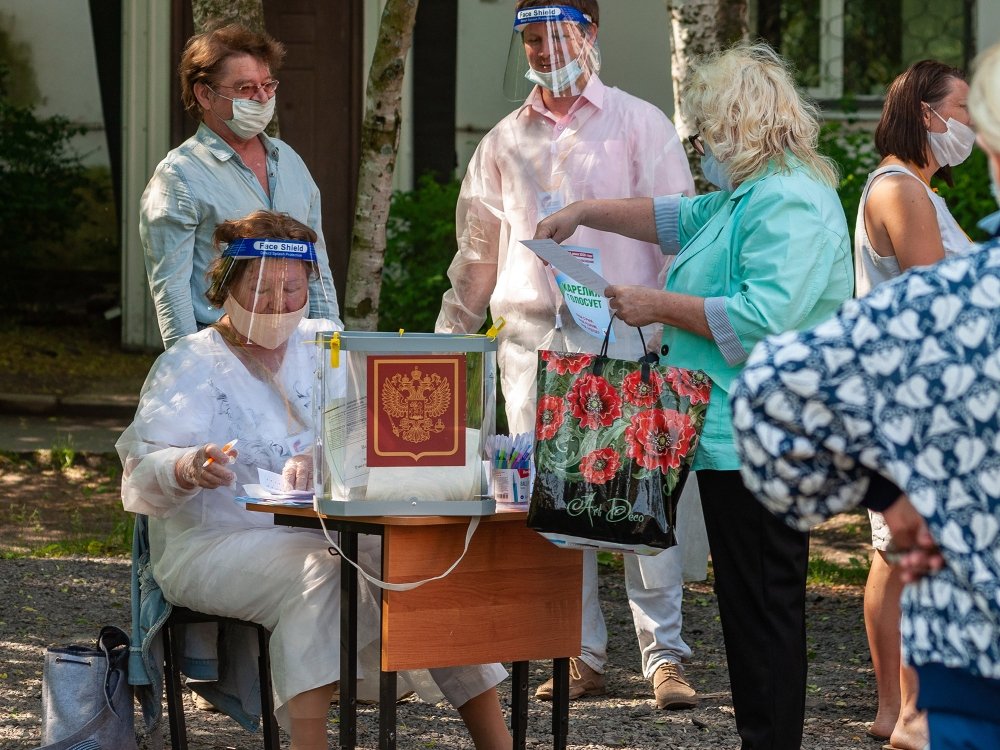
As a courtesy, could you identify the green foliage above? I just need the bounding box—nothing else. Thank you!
[0,64,89,274]
[378,173,461,333]
[48,437,77,472]
[936,148,996,242]
[817,121,880,242]
[819,120,996,244]
[807,554,869,586]
[0,13,39,107]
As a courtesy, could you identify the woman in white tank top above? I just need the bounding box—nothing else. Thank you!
[854,60,976,750]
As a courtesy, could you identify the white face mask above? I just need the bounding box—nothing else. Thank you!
[927,108,976,167]
[524,57,585,95]
[223,294,306,349]
[211,91,276,140]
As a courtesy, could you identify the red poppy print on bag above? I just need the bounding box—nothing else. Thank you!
[622,369,664,407]
[625,408,697,472]
[579,447,622,485]
[535,395,566,440]
[665,367,712,405]
[542,351,595,375]
[567,373,623,429]
[528,344,711,553]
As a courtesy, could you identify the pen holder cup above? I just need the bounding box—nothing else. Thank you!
[492,467,531,504]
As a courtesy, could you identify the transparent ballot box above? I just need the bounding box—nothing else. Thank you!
[314,331,497,516]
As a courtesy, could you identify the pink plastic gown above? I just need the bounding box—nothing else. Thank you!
[436,75,695,435]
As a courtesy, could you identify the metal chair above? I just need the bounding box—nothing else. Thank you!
[161,606,281,750]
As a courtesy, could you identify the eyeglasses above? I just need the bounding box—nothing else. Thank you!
[210,79,279,99]
[687,134,705,156]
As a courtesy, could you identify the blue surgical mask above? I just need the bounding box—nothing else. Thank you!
[700,145,735,192]
[524,58,585,95]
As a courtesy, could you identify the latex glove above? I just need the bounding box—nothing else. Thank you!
[282,453,314,492]
[174,443,238,490]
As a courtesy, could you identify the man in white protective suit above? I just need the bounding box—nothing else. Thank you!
[435,0,705,709]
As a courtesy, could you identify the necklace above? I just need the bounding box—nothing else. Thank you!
[908,162,939,194]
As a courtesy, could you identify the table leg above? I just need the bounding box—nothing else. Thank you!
[511,661,529,748]
[339,530,359,750]
[379,669,397,749]
[551,657,569,750]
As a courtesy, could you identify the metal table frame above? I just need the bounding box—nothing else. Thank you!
[254,506,580,750]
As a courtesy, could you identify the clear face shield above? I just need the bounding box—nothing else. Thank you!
[215,238,324,350]
[503,5,601,101]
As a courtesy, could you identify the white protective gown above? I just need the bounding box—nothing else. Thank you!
[436,76,708,678]
[117,318,505,728]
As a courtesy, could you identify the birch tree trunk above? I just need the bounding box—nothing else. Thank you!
[343,0,419,330]
[191,0,265,32]
[666,0,747,181]
[190,0,278,136]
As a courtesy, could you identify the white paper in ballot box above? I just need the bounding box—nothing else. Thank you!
[364,428,484,502]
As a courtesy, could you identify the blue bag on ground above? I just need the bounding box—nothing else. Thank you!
[38,624,137,750]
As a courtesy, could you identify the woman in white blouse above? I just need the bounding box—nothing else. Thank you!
[854,59,975,750]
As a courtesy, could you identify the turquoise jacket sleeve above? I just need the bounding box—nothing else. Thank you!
[713,178,849,362]
[654,190,730,255]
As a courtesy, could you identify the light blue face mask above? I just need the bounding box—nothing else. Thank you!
[524,57,585,94]
[700,145,735,192]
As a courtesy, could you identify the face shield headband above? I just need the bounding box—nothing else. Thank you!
[219,238,318,349]
[503,5,601,102]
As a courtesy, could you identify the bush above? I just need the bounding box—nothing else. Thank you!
[0,64,89,276]
[818,121,880,242]
[936,148,996,241]
[378,173,462,333]
[819,119,996,243]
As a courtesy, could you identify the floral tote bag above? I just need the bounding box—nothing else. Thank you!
[527,327,710,555]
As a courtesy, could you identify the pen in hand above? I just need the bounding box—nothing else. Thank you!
[203,439,239,468]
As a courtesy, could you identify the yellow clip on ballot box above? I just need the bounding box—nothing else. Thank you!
[314,331,498,516]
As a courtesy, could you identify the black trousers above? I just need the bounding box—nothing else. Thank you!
[698,470,810,750]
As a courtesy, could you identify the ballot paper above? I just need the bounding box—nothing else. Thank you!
[520,240,614,341]
[520,239,610,293]
[235,467,313,507]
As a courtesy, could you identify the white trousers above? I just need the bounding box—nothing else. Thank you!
[154,525,506,729]
[576,477,705,680]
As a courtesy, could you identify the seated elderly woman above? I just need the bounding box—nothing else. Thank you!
[118,210,511,750]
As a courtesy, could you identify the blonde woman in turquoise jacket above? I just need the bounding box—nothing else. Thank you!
[536,42,853,750]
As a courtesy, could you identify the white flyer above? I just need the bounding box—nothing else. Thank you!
[520,240,614,341]
[520,239,610,294]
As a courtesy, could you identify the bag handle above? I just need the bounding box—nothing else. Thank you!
[593,313,656,383]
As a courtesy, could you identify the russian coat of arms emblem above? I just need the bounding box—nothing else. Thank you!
[367,355,466,466]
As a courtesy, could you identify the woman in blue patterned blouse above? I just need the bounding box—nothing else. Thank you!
[732,41,1000,750]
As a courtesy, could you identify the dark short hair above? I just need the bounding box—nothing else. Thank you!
[874,59,966,183]
[514,0,599,26]
[205,210,318,307]
[179,23,285,122]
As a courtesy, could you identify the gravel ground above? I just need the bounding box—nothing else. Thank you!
[0,553,883,750]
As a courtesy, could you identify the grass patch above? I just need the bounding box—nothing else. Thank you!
[0,511,133,559]
[600,549,870,587]
[807,554,869,587]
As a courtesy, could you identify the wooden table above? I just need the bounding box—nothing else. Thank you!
[246,504,582,750]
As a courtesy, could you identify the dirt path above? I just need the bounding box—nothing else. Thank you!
[0,454,882,749]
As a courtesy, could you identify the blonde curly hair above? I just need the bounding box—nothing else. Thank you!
[970,42,1000,157]
[682,42,838,188]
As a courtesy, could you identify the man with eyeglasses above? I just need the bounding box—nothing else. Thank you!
[436,0,703,711]
[140,22,339,349]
